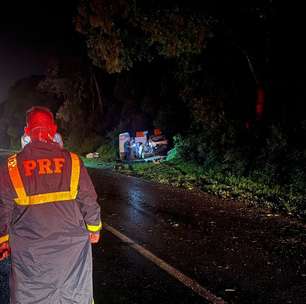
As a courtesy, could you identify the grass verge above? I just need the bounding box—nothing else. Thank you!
[84,157,306,219]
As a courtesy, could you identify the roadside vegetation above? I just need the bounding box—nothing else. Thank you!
[0,2,305,219]
[82,127,306,220]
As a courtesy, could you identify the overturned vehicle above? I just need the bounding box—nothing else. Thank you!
[119,129,168,161]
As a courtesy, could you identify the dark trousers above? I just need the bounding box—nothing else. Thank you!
[0,258,10,304]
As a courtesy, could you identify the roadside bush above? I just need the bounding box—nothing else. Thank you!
[165,147,178,161]
[79,117,306,218]
[64,133,103,155]
[7,125,22,150]
[96,141,117,162]
[167,122,306,217]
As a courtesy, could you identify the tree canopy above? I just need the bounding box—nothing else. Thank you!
[75,0,215,73]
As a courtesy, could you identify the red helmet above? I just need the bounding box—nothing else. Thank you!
[24,106,57,140]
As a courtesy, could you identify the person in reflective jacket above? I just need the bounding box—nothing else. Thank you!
[0,106,101,304]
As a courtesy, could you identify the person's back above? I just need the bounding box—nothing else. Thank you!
[0,106,101,304]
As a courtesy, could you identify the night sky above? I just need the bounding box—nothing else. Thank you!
[0,0,79,101]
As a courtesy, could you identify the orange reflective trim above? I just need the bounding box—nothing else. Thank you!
[0,234,9,244]
[8,153,80,206]
[8,154,27,199]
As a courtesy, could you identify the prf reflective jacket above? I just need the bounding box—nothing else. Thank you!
[8,152,80,206]
[0,141,101,304]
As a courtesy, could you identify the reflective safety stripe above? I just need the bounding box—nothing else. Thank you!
[0,234,9,244]
[86,222,102,232]
[8,153,80,205]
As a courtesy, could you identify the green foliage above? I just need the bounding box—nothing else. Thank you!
[167,123,306,217]
[118,161,196,190]
[81,157,113,169]
[65,133,103,155]
[96,141,117,162]
[75,0,214,73]
[71,0,306,219]
[82,120,306,218]
[134,9,212,59]
[116,157,305,217]
[6,125,21,150]
[165,147,178,161]
[38,58,107,155]
[6,125,21,140]
[0,76,59,149]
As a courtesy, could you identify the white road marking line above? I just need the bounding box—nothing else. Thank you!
[104,223,227,304]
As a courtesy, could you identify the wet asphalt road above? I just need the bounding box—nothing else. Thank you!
[92,230,207,304]
[91,168,211,304]
[90,169,306,304]
[1,151,306,303]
